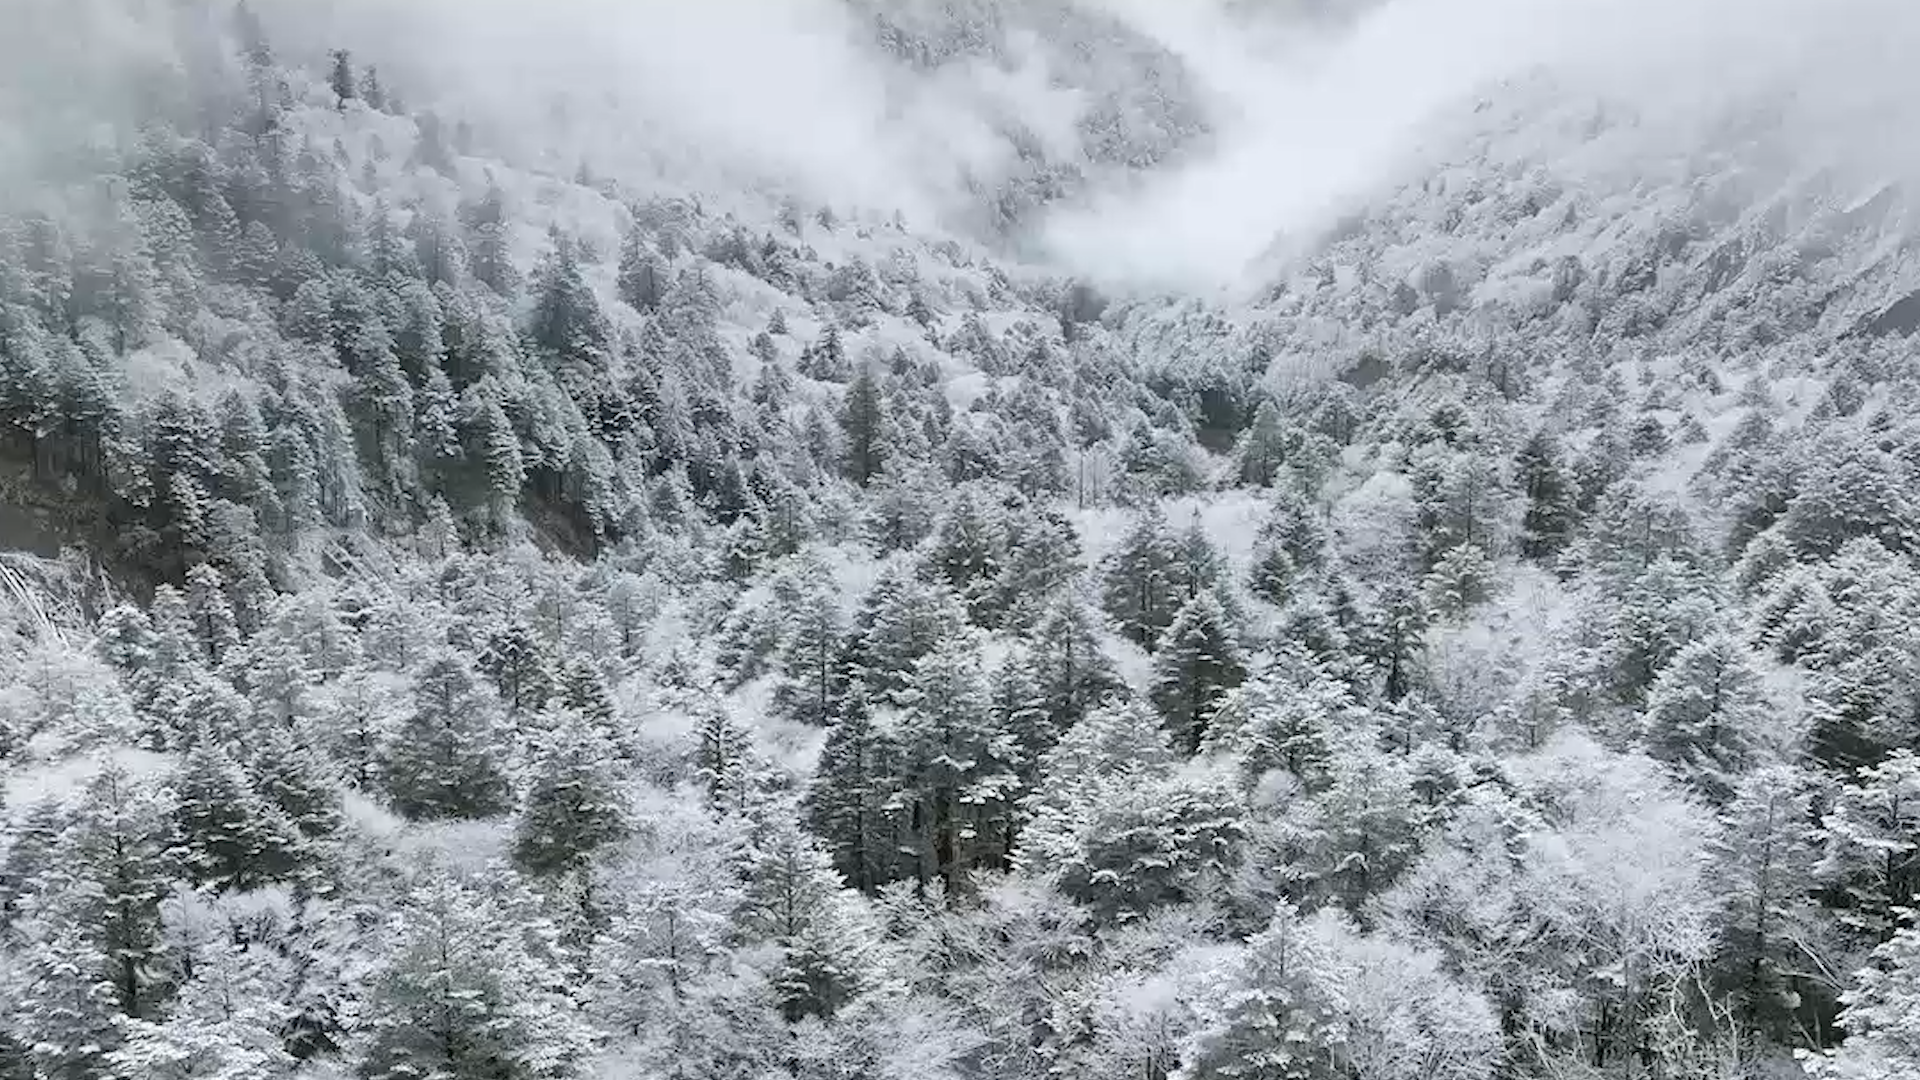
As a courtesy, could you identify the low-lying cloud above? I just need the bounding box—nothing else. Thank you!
[1048,0,1920,293]
[280,0,1920,294]
[9,0,1920,296]
[260,0,1087,226]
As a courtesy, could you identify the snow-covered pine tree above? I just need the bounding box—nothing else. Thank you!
[1175,903,1348,1080]
[841,363,888,486]
[352,874,593,1080]
[1640,631,1767,801]
[733,819,884,1022]
[1517,429,1579,560]
[925,483,1009,625]
[107,934,296,1080]
[1814,916,1920,1079]
[377,650,515,820]
[1024,590,1125,742]
[691,699,756,816]
[1203,667,1354,792]
[773,576,849,727]
[555,654,619,733]
[171,736,304,891]
[1817,750,1920,945]
[1151,589,1249,754]
[9,922,123,1079]
[804,691,901,892]
[616,228,666,312]
[892,634,1020,888]
[1706,763,1825,1036]
[22,765,175,1019]
[847,563,969,706]
[1298,724,1423,912]
[476,617,555,716]
[1102,506,1183,648]
[512,707,631,878]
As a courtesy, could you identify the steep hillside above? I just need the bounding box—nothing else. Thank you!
[3,3,1920,1080]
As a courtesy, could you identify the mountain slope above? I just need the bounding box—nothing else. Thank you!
[2,3,1920,1080]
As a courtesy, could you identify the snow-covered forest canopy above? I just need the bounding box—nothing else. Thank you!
[4,0,1920,1077]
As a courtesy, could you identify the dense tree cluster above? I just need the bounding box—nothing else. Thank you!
[2,4,1920,1080]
